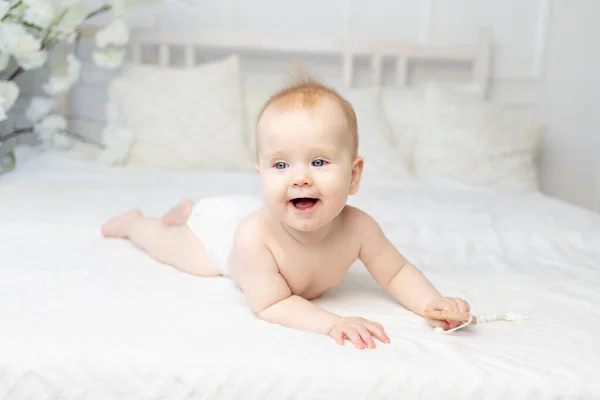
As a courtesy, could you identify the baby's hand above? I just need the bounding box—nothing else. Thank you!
[328,317,390,349]
[424,297,470,330]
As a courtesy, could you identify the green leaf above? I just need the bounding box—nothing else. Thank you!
[0,151,16,174]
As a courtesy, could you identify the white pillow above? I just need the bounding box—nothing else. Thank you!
[413,82,546,190]
[381,82,482,174]
[101,55,254,171]
[338,87,410,181]
[241,71,286,157]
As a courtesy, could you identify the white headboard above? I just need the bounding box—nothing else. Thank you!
[65,25,492,144]
[79,25,492,93]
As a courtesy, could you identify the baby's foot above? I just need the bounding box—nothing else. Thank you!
[162,200,194,225]
[101,209,142,238]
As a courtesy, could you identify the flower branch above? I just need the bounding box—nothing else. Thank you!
[0,113,107,148]
[1,0,162,154]
[7,66,24,80]
[0,126,34,142]
[1,127,106,149]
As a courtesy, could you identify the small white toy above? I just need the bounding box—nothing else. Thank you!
[423,310,530,334]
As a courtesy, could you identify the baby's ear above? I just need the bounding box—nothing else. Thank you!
[349,156,364,195]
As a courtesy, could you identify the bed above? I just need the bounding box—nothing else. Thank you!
[1,26,600,399]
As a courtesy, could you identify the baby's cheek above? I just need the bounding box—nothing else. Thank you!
[332,172,352,191]
[323,184,350,204]
[261,177,285,200]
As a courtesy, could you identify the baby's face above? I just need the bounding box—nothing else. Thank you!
[256,97,362,232]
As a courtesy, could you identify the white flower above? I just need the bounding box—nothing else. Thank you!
[34,114,67,140]
[0,81,20,122]
[22,0,56,29]
[95,19,129,48]
[54,0,88,36]
[26,96,57,122]
[92,48,125,69]
[14,50,47,70]
[0,52,9,73]
[99,125,134,164]
[52,132,73,149]
[12,31,41,54]
[5,1,28,18]
[42,53,81,95]
[0,1,10,19]
[0,23,47,70]
[0,23,28,53]
[59,0,85,7]
[0,81,20,108]
[110,0,161,17]
[110,0,136,17]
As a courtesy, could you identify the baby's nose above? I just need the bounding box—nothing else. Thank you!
[292,169,312,186]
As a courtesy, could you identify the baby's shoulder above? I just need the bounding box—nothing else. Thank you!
[341,205,379,229]
[229,210,281,278]
[233,209,268,247]
[339,205,385,244]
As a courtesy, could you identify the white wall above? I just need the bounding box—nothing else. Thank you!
[536,0,600,211]
[71,0,599,211]
[138,0,551,103]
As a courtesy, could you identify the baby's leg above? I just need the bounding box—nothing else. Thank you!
[101,209,219,277]
[162,200,195,226]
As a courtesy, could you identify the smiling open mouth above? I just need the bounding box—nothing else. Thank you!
[291,198,319,211]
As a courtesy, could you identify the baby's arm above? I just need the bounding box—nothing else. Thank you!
[230,222,389,348]
[356,210,469,328]
[230,223,341,336]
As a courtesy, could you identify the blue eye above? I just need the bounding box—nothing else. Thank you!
[274,162,288,169]
[312,159,327,167]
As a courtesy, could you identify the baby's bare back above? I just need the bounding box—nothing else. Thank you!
[229,206,364,300]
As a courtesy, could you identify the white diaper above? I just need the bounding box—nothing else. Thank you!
[186,195,264,276]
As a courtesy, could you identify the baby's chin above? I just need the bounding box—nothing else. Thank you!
[282,214,335,233]
[285,221,323,232]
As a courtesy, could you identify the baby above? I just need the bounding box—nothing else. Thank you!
[102,76,470,349]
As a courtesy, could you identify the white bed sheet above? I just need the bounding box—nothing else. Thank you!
[1,149,600,399]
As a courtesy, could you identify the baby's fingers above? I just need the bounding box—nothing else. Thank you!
[354,325,376,349]
[436,299,459,329]
[427,318,450,331]
[343,328,366,350]
[330,329,345,346]
[450,297,470,313]
[365,322,390,344]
